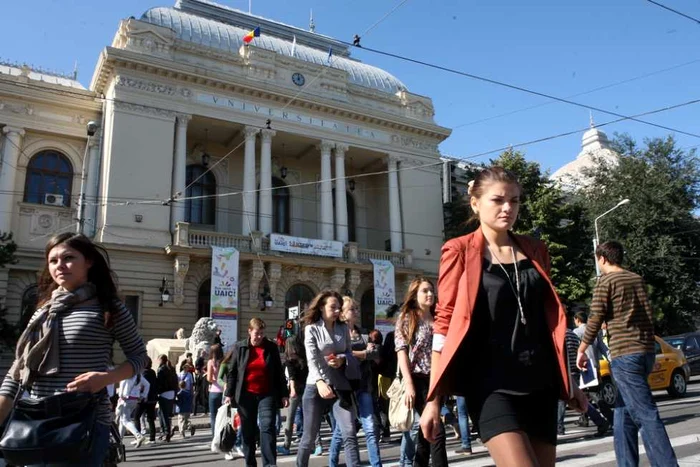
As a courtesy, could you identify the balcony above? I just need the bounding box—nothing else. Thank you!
[173,222,412,268]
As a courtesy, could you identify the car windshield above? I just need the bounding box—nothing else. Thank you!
[665,338,685,350]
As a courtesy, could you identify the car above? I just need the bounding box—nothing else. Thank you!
[596,336,690,406]
[664,332,700,376]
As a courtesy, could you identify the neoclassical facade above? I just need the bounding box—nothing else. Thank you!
[0,0,450,345]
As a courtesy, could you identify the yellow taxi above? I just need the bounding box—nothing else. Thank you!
[597,336,690,406]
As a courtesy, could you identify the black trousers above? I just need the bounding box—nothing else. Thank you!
[412,374,448,467]
[134,401,157,441]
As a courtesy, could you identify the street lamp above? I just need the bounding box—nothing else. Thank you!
[593,198,630,276]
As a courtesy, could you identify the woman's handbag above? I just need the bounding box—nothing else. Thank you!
[377,374,392,400]
[0,389,100,465]
[386,369,414,431]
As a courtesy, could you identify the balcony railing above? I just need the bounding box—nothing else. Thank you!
[174,222,413,268]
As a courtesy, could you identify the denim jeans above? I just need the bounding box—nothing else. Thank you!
[284,385,304,449]
[399,414,419,467]
[209,392,223,437]
[296,385,359,467]
[329,390,382,467]
[610,352,678,466]
[26,421,111,467]
[158,396,174,437]
[456,396,472,450]
[238,392,277,467]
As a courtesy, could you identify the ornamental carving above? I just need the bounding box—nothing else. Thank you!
[116,76,176,96]
[248,262,265,309]
[173,254,190,306]
[113,101,176,120]
[390,134,438,153]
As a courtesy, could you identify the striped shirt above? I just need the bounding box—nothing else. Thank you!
[565,329,581,379]
[0,301,148,425]
[582,270,655,359]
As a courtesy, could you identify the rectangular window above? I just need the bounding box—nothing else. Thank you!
[124,295,140,327]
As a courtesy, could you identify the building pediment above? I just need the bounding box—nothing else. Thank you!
[112,18,175,59]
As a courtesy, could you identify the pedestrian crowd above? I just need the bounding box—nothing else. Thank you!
[0,166,680,466]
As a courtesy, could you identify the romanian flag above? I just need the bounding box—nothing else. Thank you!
[243,27,261,44]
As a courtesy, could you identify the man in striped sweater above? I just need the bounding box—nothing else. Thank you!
[577,241,677,466]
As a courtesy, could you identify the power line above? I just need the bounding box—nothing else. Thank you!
[343,40,700,139]
[646,0,700,25]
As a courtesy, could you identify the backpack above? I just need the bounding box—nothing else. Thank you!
[168,366,179,392]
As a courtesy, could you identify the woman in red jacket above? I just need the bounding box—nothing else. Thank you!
[420,167,587,467]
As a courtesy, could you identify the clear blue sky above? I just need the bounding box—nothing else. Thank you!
[2,0,699,173]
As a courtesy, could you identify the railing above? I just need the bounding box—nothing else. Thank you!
[175,222,413,268]
[356,248,406,267]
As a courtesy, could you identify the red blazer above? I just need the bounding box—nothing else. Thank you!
[428,228,572,401]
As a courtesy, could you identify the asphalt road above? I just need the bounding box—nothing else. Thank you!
[120,378,700,467]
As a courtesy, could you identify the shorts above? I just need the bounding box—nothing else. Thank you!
[469,389,559,445]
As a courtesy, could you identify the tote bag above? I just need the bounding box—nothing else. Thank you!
[385,366,414,431]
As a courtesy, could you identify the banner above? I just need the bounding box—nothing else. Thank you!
[270,233,343,258]
[210,247,239,348]
[370,259,396,336]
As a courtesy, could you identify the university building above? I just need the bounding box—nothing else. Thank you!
[0,0,450,350]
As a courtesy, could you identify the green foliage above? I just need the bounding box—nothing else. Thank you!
[0,231,19,347]
[577,135,700,334]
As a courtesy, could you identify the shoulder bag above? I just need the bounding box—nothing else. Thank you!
[0,387,101,465]
[385,349,415,431]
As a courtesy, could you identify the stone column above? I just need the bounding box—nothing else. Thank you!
[171,114,191,232]
[319,141,335,241]
[259,129,276,236]
[242,126,258,235]
[334,143,349,244]
[0,126,25,233]
[84,130,102,237]
[388,154,403,252]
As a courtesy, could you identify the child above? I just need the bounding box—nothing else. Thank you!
[175,380,195,437]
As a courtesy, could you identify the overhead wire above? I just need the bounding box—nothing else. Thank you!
[645,0,700,25]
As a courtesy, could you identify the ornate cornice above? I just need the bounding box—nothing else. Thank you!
[116,75,177,96]
[113,101,176,120]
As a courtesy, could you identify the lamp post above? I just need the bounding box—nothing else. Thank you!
[593,198,630,276]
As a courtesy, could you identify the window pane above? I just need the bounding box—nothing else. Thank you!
[24,151,73,205]
[124,295,140,326]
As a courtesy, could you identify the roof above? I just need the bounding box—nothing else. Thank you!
[140,3,408,95]
[0,63,85,90]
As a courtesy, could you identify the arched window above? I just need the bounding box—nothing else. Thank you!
[197,279,211,320]
[272,177,290,234]
[24,151,73,206]
[185,165,216,225]
[360,289,375,330]
[333,190,357,242]
[285,283,315,318]
[19,285,38,332]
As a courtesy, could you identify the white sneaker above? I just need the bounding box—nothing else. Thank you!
[135,436,145,448]
[130,440,139,446]
[235,447,245,458]
[224,452,235,460]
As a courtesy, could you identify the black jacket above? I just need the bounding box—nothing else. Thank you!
[224,337,289,408]
[143,368,158,403]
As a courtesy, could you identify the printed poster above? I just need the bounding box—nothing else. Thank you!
[210,247,239,347]
[370,259,396,336]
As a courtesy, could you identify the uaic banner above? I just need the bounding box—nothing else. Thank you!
[210,247,239,347]
[370,259,396,336]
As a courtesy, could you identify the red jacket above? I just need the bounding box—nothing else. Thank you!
[428,229,572,401]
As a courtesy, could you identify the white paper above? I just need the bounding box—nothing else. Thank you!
[579,365,599,389]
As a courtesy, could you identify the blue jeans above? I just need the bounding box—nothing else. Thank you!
[611,352,677,466]
[329,390,382,467]
[296,385,359,467]
[399,414,419,467]
[27,421,111,466]
[238,392,277,467]
[209,392,223,437]
[456,396,472,450]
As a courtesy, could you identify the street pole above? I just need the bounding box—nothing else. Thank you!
[593,199,630,276]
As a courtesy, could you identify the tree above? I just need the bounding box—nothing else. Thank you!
[578,135,700,334]
[0,231,18,347]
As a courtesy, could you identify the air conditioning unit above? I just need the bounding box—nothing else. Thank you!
[44,194,64,206]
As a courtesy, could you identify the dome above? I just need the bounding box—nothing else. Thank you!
[141,6,408,95]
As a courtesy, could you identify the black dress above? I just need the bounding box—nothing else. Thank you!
[456,257,560,445]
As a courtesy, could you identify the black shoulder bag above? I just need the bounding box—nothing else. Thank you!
[0,385,101,465]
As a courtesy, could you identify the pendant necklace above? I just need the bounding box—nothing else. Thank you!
[488,243,527,325]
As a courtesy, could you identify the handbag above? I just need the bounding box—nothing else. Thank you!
[386,354,414,431]
[0,388,100,465]
[211,403,233,453]
[377,374,392,400]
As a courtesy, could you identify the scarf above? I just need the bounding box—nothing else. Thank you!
[10,283,98,387]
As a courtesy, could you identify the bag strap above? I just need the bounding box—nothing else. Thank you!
[395,344,410,380]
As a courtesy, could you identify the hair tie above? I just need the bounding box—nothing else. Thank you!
[467,180,475,196]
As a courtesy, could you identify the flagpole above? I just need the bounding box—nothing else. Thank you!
[249,0,252,13]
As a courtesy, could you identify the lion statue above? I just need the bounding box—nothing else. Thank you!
[185,318,219,355]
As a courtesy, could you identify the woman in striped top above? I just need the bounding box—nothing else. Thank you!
[0,232,148,466]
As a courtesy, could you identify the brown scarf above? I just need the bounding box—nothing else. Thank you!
[10,283,98,387]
